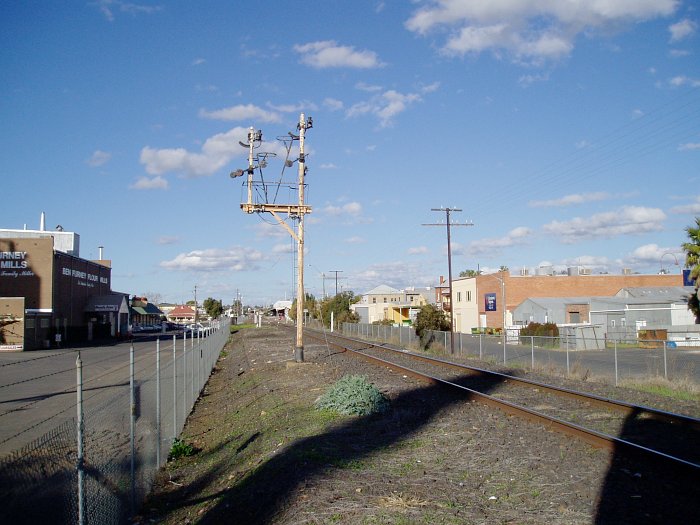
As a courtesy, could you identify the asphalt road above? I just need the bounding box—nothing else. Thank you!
[0,331,218,457]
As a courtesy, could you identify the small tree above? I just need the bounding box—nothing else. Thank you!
[318,291,359,328]
[459,269,481,278]
[682,217,700,322]
[203,297,223,319]
[413,304,450,348]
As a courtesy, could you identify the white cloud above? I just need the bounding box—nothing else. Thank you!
[156,236,180,245]
[272,243,293,254]
[323,201,363,216]
[160,247,264,272]
[356,82,383,92]
[626,244,682,268]
[670,195,700,214]
[267,101,318,113]
[192,58,206,66]
[518,72,550,87]
[669,75,700,87]
[320,163,338,169]
[405,0,678,63]
[352,261,434,291]
[140,127,249,177]
[529,192,610,208]
[94,0,162,21]
[345,236,365,244]
[86,150,112,167]
[468,227,533,256]
[198,104,281,123]
[254,222,287,238]
[669,19,697,42]
[408,246,429,255]
[294,41,385,69]
[678,142,700,151]
[129,175,168,190]
[542,206,666,243]
[323,98,344,111]
[347,89,423,127]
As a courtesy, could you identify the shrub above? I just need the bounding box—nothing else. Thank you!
[168,438,197,461]
[315,375,389,416]
[519,322,559,347]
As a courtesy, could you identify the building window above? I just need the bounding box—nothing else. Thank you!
[467,291,472,302]
[40,318,50,328]
[372,298,376,303]
[26,319,35,329]
[611,320,616,327]
[457,292,462,302]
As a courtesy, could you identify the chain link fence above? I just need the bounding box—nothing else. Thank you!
[341,322,700,387]
[0,319,230,524]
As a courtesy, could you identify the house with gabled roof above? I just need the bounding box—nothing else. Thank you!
[167,304,195,324]
[351,284,431,325]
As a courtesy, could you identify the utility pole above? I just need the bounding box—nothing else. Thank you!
[423,208,473,354]
[232,113,313,362]
[328,270,343,296]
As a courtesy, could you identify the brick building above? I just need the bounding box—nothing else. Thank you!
[452,269,684,333]
[0,232,125,350]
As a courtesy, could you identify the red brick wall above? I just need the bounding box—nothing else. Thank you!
[477,272,683,328]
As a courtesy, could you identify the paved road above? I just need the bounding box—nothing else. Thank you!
[0,330,221,457]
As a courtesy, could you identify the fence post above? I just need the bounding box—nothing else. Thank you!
[614,340,619,387]
[76,353,85,525]
[173,334,177,442]
[156,338,161,468]
[531,336,534,369]
[183,333,187,426]
[129,343,136,516]
[663,340,668,380]
[502,331,506,365]
[566,336,570,376]
[479,334,482,360]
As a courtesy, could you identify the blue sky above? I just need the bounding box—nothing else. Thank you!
[1,1,699,306]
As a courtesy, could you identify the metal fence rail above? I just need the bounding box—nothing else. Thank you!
[341,322,700,387]
[0,319,230,525]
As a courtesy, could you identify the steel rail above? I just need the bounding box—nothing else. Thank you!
[307,328,700,431]
[305,329,700,475]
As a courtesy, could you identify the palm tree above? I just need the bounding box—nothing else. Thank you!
[682,217,700,322]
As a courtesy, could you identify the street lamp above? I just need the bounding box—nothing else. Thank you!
[660,252,680,275]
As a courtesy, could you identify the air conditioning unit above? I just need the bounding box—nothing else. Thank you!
[580,268,591,275]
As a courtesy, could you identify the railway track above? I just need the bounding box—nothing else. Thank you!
[304,328,700,475]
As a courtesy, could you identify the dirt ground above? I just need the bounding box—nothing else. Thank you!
[140,325,699,524]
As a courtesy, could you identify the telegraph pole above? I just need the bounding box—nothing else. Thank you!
[233,113,313,362]
[423,208,473,354]
[328,270,343,296]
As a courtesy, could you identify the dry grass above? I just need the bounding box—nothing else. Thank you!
[376,492,429,510]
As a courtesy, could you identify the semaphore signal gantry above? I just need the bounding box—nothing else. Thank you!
[229,113,313,363]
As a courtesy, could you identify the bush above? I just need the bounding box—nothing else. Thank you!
[519,322,559,347]
[315,375,389,416]
[168,438,197,461]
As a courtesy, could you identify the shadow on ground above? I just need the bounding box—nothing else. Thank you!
[145,371,506,524]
